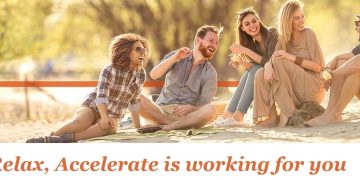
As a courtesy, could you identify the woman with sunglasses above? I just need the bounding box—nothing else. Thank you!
[306,14,360,127]
[26,33,150,143]
[214,7,278,127]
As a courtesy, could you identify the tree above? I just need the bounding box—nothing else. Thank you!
[0,0,52,61]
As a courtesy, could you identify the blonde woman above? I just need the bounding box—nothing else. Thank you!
[253,0,325,127]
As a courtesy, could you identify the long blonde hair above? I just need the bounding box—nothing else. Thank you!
[277,0,303,51]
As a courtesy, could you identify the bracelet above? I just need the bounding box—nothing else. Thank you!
[295,56,304,66]
[321,68,333,81]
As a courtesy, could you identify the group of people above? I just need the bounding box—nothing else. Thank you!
[26,0,360,143]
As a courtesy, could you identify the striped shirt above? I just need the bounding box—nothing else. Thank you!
[82,65,145,120]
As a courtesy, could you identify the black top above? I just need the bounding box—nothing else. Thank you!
[252,27,279,66]
[352,44,360,56]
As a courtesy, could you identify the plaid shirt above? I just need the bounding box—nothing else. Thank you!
[82,65,145,120]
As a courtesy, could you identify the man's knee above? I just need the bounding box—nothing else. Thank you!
[336,59,347,68]
[140,94,148,104]
[200,104,216,120]
[140,94,155,108]
[353,54,360,68]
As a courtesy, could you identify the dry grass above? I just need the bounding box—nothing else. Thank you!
[0,100,76,124]
[0,87,86,124]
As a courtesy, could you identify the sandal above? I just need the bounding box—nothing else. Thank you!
[254,116,270,125]
[26,133,76,143]
[26,137,46,143]
[254,116,278,127]
[137,125,162,134]
[26,136,60,143]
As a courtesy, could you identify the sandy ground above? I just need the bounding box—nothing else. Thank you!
[1,102,360,143]
[1,87,360,143]
[1,115,360,143]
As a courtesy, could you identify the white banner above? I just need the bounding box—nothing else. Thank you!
[0,143,358,180]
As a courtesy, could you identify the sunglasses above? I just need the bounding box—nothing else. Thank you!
[134,46,147,54]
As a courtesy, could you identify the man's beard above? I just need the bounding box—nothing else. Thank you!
[198,42,215,59]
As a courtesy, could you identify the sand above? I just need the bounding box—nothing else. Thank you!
[1,102,360,143]
[1,87,360,143]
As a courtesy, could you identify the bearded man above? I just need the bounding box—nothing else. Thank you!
[139,25,223,131]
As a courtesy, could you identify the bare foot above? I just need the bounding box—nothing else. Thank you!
[161,125,172,132]
[305,112,343,127]
[278,113,288,127]
[233,111,244,122]
[222,111,234,119]
[255,117,278,128]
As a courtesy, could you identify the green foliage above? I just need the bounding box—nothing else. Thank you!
[0,0,52,61]
[1,0,360,79]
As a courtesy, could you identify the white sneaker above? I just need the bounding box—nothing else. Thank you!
[213,116,226,123]
[214,117,243,128]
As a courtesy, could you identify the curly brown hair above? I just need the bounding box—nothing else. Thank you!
[109,33,150,69]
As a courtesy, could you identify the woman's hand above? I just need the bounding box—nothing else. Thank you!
[99,116,112,130]
[229,59,240,68]
[229,59,253,70]
[264,63,274,84]
[229,43,248,55]
[325,57,338,71]
[272,50,295,62]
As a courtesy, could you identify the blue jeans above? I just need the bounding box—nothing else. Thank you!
[227,64,262,114]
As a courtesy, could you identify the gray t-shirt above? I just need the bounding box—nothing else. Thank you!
[352,44,360,56]
[155,51,217,106]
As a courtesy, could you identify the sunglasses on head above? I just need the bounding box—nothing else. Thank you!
[134,46,147,54]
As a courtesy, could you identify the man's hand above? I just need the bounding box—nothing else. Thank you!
[173,47,193,62]
[173,104,196,118]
